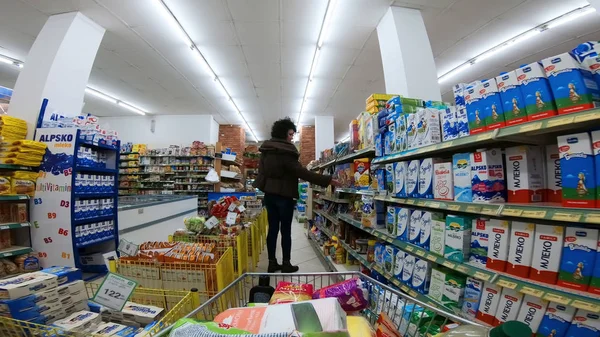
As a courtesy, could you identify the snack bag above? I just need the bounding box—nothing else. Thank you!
[376,312,401,337]
[0,176,10,195]
[11,171,37,196]
[312,278,369,312]
[269,281,314,304]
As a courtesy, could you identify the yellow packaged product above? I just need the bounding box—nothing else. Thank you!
[0,158,41,166]
[1,146,45,156]
[0,115,27,128]
[0,176,11,195]
[347,316,375,337]
[11,171,37,196]
[365,93,395,105]
[9,140,47,151]
[0,152,44,162]
[0,130,26,140]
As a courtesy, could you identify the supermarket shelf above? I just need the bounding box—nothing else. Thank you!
[314,209,340,225]
[174,190,213,193]
[79,140,118,152]
[336,188,379,196]
[174,182,213,185]
[172,170,210,173]
[320,195,350,203]
[73,214,115,226]
[312,187,325,193]
[0,164,37,171]
[375,196,600,225]
[120,152,139,155]
[140,180,174,183]
[119,166,140,169]
[372,109,600,165]
[308,232,336,273]
[0,222,30,230]
[335,147,376,164]
[141,154,214,159]
[338,239,371,268]
[314,199,324,205]
[119,159,139,162]
[75,235,115,249]
[220,170,242,179]
[336,213,600,313]
[0,246,33,258]
[76,166,117,174]
[74,192,115,199]
[0,195,29,201]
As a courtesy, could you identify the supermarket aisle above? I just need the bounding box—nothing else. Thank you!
[256,217,327,273]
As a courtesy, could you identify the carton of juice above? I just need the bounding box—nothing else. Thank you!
[557,227,599,291]
[408,210,422,245]
[536,303,576,337]
[476,282,502,325]
[486,219,511,272]
[589,239,600,295]
[516,295,549,335]
[515,62,558,120]
[411,258,431,294]
[461,277,483,320]
[545,144,562,203]
[564,309,600,337]
[465,85,486,134]
[592,130,600,207]
[542,52,600,115]
[444,215,472,263]
[420,211,443,251]
[394,161,408,197]
[442,273,466,309]
[471,148,506,203]
[453,153,472,202]
[530,224,565,284]
[469,218,489,268]
[557,132,596,208]
[496,71,528,125]
[397,208,411,241]
[506,146,545,203]
[433,162,453,200]
[386,206,397,237]
[493,288,524,326]
[506,222,535,278]
[418,158,437,199]
[430,218,446,257]
[406,160,420,198]
[476,78,506,130]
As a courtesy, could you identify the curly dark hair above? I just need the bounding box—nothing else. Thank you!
[271,117,297,139]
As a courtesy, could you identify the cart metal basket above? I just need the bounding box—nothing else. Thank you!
[156,272,481,337]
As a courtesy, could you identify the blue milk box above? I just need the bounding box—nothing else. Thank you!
[456,106,469,137]
[496,70,527,126]
[461,277,483,320]
[515,62,558,120]
[384,130,394,156]
[477,79,506,130]
[40,267,82,285]
[411,258,431,294]
[374,242,386,268]
[452,153,472,202]
[386,111,398,154]
[564,309,600,337]
[376,169,386,193]
[557,227,599,291]
[406,159,420,198]
[395,113,408,153]
[418,158,436,199]
[408,210,423,245]
[375,133,383,157]
[385,164,394,194]
[581,54,600,89]
[465,85,486,134]
[471,148,506,203]
[386,206,397,237]
[384,245,398,275]
[536,303,576,337]
[397,207,411,241]
[557,132,596,208]
[440,107,459,141]
[394,161,407,197]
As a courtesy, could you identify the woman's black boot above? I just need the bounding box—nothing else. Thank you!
[268,259,282,273]
[281,261,299,273]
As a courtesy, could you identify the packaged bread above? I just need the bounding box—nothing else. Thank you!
[0,176,10,195]
[1,258,18,274]
[11,171,37,196]
[0,230,11,249]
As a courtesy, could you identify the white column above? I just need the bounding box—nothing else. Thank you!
[377,7,441,101]
[315,116,334,159]
[9,12,105,138]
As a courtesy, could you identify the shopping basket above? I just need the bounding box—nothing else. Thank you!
[0,281,196,337]
[154,272,481,337]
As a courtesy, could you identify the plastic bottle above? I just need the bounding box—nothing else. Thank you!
[441,321,531,337]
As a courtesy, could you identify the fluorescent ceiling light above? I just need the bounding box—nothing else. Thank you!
[0,55,20,67]
[85,88,117,104]
[438,63,472,83]
[511,29,541,44]
[214,78,229,98]
[117,101,146,115]
[318,0,338,48]
[153,0,193,48]
[192,47,213,76]
[308,47,321,81]
[339,134,350,142]
[546,6,596,29]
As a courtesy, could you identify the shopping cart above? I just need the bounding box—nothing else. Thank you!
[155,272,481,337]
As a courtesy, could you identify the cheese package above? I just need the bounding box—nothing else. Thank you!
[121,301,164,325]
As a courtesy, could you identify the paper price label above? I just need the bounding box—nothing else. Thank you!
[465,205,481,213]
[502,208,523,217]
[547,116,573,128]
[237,205,246,212]
[584,213,600,224]
[521,210,547,219]
[406,199,415,205]
[474,271,491,281]
[416,200,426,206]
[480,207,498,216]
[520,286,544,297]
[428,202,441,209]
[92,273,138,311]
[496,279,518,289]
[416,250,426,257]
[475,133,491,141]
[552,212,581,222]
[447,204,461,211]
[543,293,571,305]
[574,111,600,123]
[439,142,453,149]
[442,261,456,269]
[456,265,469,274]
[519,122,542,132]
[228,203,237,212]
[404,246,414,252]
[571,300,600,313]
[205,216,219,229]
[118,239,139,257]
[226,212,237,225]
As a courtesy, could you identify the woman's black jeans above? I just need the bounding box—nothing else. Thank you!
[264,193,295,262]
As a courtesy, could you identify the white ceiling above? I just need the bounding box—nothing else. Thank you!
[0,0,598,141]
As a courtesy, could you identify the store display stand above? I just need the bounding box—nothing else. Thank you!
[32,128,119,279]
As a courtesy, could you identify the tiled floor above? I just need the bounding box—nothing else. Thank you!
[255,217,327,273]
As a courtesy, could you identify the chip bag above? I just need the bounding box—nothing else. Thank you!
[269,281,314,304]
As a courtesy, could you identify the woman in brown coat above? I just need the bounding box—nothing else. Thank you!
[254,118,338,273]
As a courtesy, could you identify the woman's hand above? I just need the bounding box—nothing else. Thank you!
[330,179,342,187]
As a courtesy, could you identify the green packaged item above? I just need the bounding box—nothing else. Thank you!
[169,319,289,336]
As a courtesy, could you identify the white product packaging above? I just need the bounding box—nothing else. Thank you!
[452,153,472,202]
[416,108,442,147]
[433,162,453,200]
[418,158,437,199]
[429,219,446,257]
[53,311,102,332]
[394,161,408,197]
[411,258,431,294]
[397,208,411,241]
[406,113,419,150]
[529,224,565,284]
[0,273,58,300]
[440,106,459,141]
[493,288,524,326]
[475,282,502,325]
[408,210,423,245]
[515,295,549,334]
[506,222,535,278]
[394,250,405,279]
[506,145,545,203]
[469,218,489,268]
[406,160,420,198]
[429,268,446,303]
[545,144,562,203]
[420,211,443,251]
[471,148,506,203]
[402,254,416,285]
[486,220,511,272]
[121,301,165,325]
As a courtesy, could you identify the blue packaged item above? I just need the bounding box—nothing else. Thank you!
[470,148,506,203]
[408,210,422,245]
[411,258,431,294]
[383,245,398,275]
[453,83,466,106]
[571,41,600,63]
[456,106,469,137]
[440,107,458,141]
[564,309,600,337]
[386,111,398,154]
[396,208,411,242]
[406,160,420,198]
[452,153,472,202]
[537,303,576,337]
[477,79,505,130]
[461,277,483,320]
[395,113,407,153]
[515,62,558,120]
[385,164,394,194]
[465,85,486,134]
[496,71,527,126]
[386,206,397,237]
[40,266,82,285]
[7,299,62,320]
[394,161,407,197]
[384,131,394,155]
[375,133,383,157]
[0,288,59,313]
[376,169,386,192]
[386,96,402,114]
[557,133,596,208]
[374,242,386,268]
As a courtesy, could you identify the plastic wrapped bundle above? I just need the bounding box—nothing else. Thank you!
[312,278,369,312]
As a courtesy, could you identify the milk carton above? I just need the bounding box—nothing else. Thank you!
[420,211,443,251]
[496,71,528,125]
[465,85,486,134]
[406,112,418,150]
[476,79,506,130]
[402,254,416,285]
[476,282,502,325]
[469,218,489,268]
[384,245,397,275]
[545,144,562,203]
[506,146,545,203]
[444,215,472,263]
[462,277,483,320]
[589,239,600,295]
[385,164,394,194]
[442,273,466,309]
[440,107,459,141]
[386,206,397,237]
[430,219,446,257]
[456,106,470,138]
[394,250,405,280]
[537,303,576,337]
[408,210,422,245]
[542,52,600,114]
[429,268,447,303]
[486,219,511,272]
[397,207,410,241]
[453,153,472,202]
[394,161,407,197]
[406,160,420,198]
[471,148,506,203]
[386,111,398,154]
[581,53,600,88]
[411,258,431,294]
[506,222,535,278]
[493,288,524,327]
[433,162,453,200]
[592,130,600,207]
[453,83,466,106]
[416,108,442,147]
[515,62,558,120]
[395,113,408,153]
[516,295,549,335]
[530,224,565,284]
[557,227,599,291]
[557,132,596,208]
[565,309,600,337]
[418,158,437,199]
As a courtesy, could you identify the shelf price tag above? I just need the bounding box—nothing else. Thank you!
[543,292,571,305]
[552,212,581,222]
[502,208,523,217]
[496,279,518,289]
[571,300,600,313]
[520,286,544,297]
[480,207,498,216]
[442,261,456,269]
[465,205,481,213]
[519,122,542,133]
[118,239,139,257]
[408,290,418,298]
[406,199,415,205]
[416,200,426,206]
[439,142,453,149]
[447,204,461,211]
[521,210,547,219]
[574,111,600,123]
[92,273,138,311]
[404,246,414,252]
[547,116,573,128]
[474,271,491,281]
[584,213,600,224]
[428,202,441,209]
[205,216,219,229]
[415,250,426,257]
[226,212,238,225]
[456,265,469,274]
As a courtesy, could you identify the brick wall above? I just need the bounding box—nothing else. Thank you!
[218,125,246,161]
[299,125,315,167]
